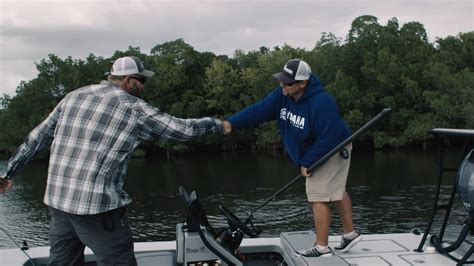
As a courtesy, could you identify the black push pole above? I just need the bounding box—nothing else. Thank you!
[245,108,391,223]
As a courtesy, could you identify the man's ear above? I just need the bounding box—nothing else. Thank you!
[125,76,133,86]
[121,76,132,91]
[123,76,130,84]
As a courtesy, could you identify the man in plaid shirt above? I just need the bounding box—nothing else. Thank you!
[0,56,223,265]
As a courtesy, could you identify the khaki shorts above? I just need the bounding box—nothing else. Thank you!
[305,145,352,202]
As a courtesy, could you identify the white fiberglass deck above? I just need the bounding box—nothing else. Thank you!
[280,231,465,265]
[1,230,471,265]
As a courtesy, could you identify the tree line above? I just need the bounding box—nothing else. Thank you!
[0,15,473,156]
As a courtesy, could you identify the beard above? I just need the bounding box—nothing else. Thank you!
[130,84,143,98]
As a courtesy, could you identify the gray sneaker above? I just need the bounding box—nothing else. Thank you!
[295,246,333,257]
[334,232,362,253]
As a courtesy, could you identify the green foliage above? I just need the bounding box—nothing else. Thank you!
[0,16,472,154]
[204,59,243,115]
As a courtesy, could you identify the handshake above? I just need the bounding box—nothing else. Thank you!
[222,120,232,135]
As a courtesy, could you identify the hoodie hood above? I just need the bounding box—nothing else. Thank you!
[296,74,324,103]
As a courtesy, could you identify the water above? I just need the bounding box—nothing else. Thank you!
[0,148,472,249]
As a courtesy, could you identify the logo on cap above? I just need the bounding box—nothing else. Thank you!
[283,65,294,75]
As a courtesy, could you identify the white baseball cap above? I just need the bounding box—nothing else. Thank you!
[110,56,155,77]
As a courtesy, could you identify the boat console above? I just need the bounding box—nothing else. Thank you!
[176,186,245,265]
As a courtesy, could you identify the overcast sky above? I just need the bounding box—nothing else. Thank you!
[0,0,472,97]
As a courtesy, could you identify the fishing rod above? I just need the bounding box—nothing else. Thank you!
[0,224,36,265]
[0,226,32,250]
[0,171,36,265]
[224,108,392,235]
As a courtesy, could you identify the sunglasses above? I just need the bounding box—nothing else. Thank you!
[130,75,147,85]
[280,81,301,87]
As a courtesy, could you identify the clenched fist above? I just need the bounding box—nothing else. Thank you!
[222,120,233,134]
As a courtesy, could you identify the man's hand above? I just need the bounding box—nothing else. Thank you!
[300,166,311,177]
[0,178,13,193]
[222,120,233,134]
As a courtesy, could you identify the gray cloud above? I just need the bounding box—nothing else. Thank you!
[0,0,472,96]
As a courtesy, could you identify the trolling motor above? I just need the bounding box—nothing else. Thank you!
[429,149,474,264]
[218,108,392,237]
[457,148,474,239]
[457,150,474,223]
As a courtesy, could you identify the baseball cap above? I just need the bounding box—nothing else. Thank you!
[273,59,311,83]
[110,56,155,77]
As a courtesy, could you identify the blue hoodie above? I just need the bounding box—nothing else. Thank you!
[227,74,351,168]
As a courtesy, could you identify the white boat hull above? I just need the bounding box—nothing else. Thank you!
[1,231,470,265]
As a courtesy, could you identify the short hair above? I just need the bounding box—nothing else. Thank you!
[107,75,126,82]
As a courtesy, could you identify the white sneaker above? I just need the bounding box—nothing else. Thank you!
[295,246,333,257]
[334,232,362,253]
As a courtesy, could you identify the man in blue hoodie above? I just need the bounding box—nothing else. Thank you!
[222,59,362,257]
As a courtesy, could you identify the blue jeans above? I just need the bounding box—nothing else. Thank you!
[47,206,136,266]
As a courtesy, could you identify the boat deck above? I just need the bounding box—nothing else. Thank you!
[280,231,467,265]
[1,230,472,265]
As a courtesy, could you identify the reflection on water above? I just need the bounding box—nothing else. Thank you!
[0,147,472,248]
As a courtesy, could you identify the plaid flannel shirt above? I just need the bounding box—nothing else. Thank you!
[6,81,222,214]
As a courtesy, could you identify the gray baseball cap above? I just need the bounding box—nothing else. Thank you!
[110,56,155,77]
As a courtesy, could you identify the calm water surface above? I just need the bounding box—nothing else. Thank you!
[0,148,472,248]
